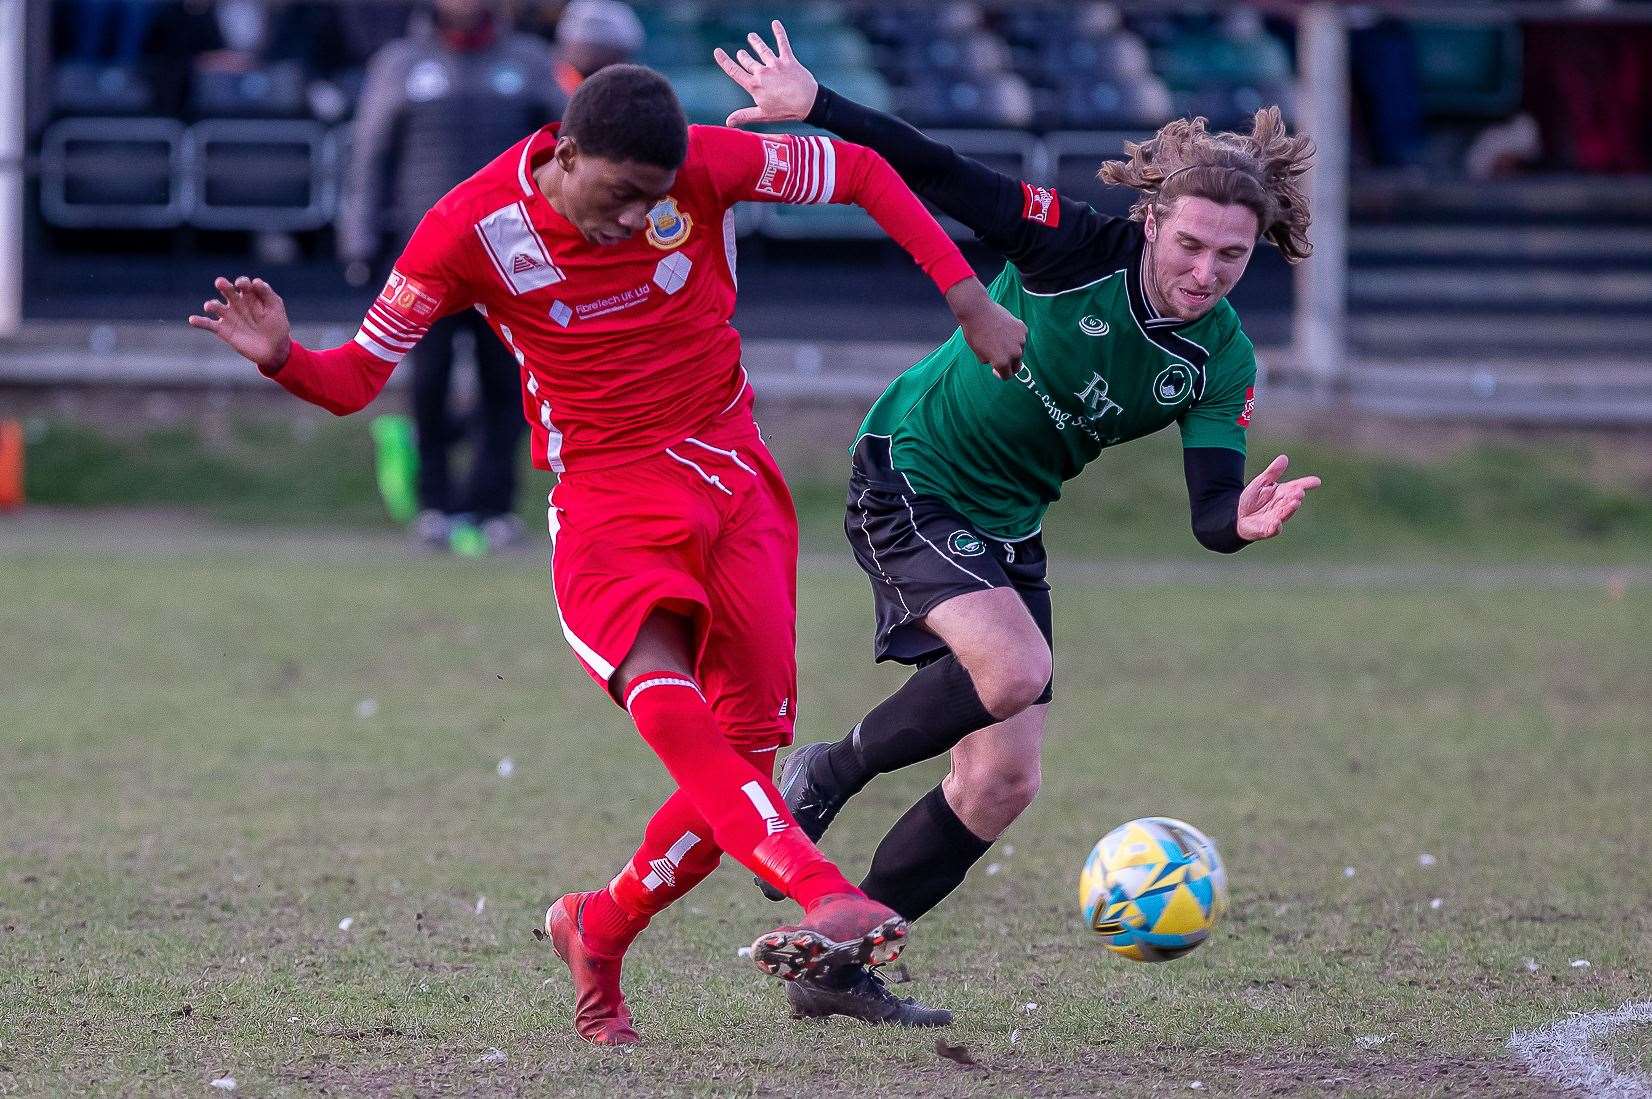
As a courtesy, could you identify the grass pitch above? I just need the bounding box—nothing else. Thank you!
[2,545,1649,1096]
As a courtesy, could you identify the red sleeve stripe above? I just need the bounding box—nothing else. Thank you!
[353,329,406,363]
[359,318,420,355]
[366,302,425,340]
[361,309,423,345]
[782,135,835,205]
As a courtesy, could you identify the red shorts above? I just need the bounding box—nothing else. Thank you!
[547,400,798,752]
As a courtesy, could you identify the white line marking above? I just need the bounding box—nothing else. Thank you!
[1510,1000,1652,1097]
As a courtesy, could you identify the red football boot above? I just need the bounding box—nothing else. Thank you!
[749,892,909,981]
[545,893,640,1045]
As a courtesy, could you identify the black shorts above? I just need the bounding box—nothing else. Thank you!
[843,435,1053,703]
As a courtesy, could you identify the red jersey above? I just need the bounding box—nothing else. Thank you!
[266,124,975,473]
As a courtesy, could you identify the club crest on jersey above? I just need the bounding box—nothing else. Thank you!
[1079,315,1110,337]
[379,269,439,320]
[1153,363,1193,406]
[948,530,986,558]
[645,197,693,249]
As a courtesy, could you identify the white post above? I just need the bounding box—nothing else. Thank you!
[0,0,24,338]
[1294,3,1349,390]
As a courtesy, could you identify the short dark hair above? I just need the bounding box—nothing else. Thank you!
[561,64,687,171]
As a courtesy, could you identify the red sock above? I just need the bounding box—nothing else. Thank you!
[623,672,857,909]
[578,886,645,959]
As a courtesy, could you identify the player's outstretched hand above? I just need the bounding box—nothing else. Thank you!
[187,276,293,373]
[1236,454,1321,542]
[945,277,1027,380]
[715,20,818,127]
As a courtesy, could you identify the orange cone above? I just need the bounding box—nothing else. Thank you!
[0,419,23,511]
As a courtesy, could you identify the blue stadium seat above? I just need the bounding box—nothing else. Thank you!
[899,31,1013,79]
[896,73,1034,130]
[1152,23,1292,91]
[51,62,156,116]
[188,63,309,119]
[1053,77,1173,131]
[1045,132,1148,219]
[663,67,755,126]
[814,68,894,114]
[1034,32,1154,88]
[1413,22,1522,118]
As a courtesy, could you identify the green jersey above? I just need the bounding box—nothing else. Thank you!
[859,233,1255,540]
[809,84,1258,546]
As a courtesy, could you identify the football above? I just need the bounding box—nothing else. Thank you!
[1080,817,1229,962]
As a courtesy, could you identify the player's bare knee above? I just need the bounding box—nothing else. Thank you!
[973,647,1052,719]
[950,768,1038,840]
[989,763,1041,819]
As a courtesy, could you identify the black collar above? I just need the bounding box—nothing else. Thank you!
[1126,237,1211,399]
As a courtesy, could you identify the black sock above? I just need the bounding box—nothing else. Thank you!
[860,785,993,922]
[817,655,995,798]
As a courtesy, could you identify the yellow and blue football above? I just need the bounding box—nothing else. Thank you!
[1080,817,1228,962]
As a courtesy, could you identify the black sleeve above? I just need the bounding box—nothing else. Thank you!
[1183,447,1250,554]
[806,84,1139,292]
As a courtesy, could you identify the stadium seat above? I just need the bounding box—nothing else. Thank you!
[1045,132,1147,218]
[855,4,942,49]
[896,73,1034,130]
[39,117,187,228]
[1151,21,1292,91]
[663,68,755,126]
[1053,76,1173,131]
[900,31,1014,79]
[1413,22,1522,118]
[1031,32,1155,90]
[190,119,333,231]
[813,68,894,114]
[51,62,156,116]
[188,63,309,119]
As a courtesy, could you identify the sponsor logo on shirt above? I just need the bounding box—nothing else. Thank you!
[475,202,564,295]
[1153,363,1193,406]
[948,530,986,558]
[653,253,692,295]
[576,282,653,320]
[1238,386,1256,427]
[379,269,439,321]
[548,300,573,327]
[1020,182,1061,227]
[1079,315,1110,337]
[645,197,693,249]
[755,139,791,197]
[1074,371,1124,422]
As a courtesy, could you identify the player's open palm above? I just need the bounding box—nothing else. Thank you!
[715,20,818,127]
[188,275,293,372]
[1236,454,1321,541]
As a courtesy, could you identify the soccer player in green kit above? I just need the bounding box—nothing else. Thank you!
[717,23,1321,1025]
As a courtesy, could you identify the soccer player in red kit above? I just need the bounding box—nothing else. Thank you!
[188,65,1027,1045]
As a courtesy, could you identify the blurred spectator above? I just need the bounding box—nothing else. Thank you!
[1348,14,1426,169]
[65,0,158,66]
[552,0,645,95]
[340,0,565,551]
[1522,20,1652,173]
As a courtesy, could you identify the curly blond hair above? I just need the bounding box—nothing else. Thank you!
[1098,107,1314,263]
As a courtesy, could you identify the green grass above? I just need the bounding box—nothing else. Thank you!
[19,411,1652,563]
[3,549,1649,1096]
